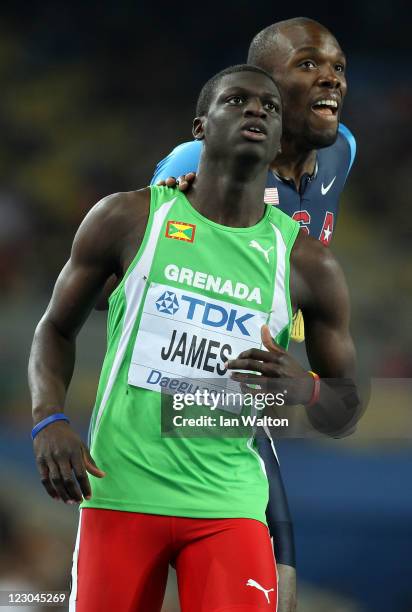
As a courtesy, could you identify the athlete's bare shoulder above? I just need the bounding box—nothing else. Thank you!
[82,187,150,235]
[73,187,151,276]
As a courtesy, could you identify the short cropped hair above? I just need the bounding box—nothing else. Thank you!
[248,18,331,71]
[196,64,278,116]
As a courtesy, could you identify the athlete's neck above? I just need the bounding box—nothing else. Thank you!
[271,139,317,188]
[187,156,268,228]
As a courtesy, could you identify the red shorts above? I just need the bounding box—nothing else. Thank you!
[69,508,277,612]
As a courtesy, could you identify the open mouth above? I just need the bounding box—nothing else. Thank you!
[311,98,339,120]
[240,124,267,141]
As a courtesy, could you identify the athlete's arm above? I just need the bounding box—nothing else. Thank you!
[291,233,359,434]
[28,189,150,503]
[257,436,296,611]
[151,140,202,185]
[95,273,119,310]
[227,232,360,436]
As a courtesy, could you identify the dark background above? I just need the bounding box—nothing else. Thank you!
[0,2,411,611]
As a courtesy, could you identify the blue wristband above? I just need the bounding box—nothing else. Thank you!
[31,413,70,440]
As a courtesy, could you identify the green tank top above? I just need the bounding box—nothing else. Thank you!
[81,186,299,524]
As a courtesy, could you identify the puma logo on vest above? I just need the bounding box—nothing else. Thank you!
[249,240,274,263]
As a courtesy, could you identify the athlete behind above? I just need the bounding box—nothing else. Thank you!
[29,65,359,612]
[149,18,356,609]
[154,17,355,243]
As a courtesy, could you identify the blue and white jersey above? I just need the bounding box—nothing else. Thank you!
[151,123,356,245]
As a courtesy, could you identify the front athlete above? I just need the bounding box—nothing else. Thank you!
[29,65,358,611]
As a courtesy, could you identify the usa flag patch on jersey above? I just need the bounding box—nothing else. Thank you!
[264,187,279,205]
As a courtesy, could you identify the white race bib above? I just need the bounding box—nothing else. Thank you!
[128,282,267,395]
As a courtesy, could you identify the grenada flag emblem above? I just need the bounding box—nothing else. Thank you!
[165,220,196,243]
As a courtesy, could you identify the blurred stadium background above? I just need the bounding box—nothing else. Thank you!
[0,1,411,610]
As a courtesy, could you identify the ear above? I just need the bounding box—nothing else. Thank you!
[192,116,205,141]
